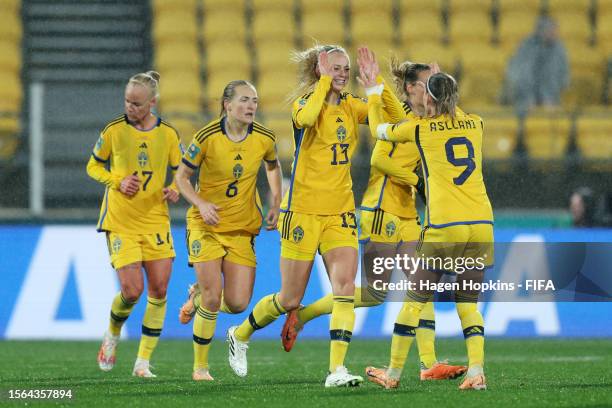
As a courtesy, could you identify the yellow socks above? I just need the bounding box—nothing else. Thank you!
[416,301,437,369]
[137,296,167,360]
[329,296,355,372]
[235,293,286,342]
[108,292,137,336]
[456,302,485,368]
[388,300,424,378]
[193,306,218,370]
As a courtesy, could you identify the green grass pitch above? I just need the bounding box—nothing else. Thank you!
[0,339,611,407]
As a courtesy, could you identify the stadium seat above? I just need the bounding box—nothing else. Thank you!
[0,131,19,161]
[300,0,344,14]
[546,0,592,14]
[351,11,394,45]
[256,40,295,73]
[153,9,198,44]
[448,11,494,45]
[202,10,247,42]
[497,0,542,13]
[0,10,22,43]
[481,116,518,160]
[0,41,21,74]
[563,45,606,106]
[155,41,200,75]
[0,73,22,114]
[399,10,445,45]
[575,115,612,160]
[399,0,444,15]
[264,115,295,162]
[252,0,293,13]
[0,0,20,13]
[497,10,539,53]
[523,113,572,160]
[554,11,593,46]
[206,42,251,79]
[252,10,296,44]
[160,71,202,114]
[405,43,459,75]
[301,12,346,45]
[202,0,245,13]
[152,0,198,15]
[594,11,612,53]
[351,0,393,14]
[447,0,493,14]
[164,115,204,145]
[257,70,295,112]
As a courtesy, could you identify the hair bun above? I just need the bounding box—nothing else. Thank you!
[146,70,161,82]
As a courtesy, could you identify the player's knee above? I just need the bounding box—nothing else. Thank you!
[148,287,167,299]
[200,287,222,311]
[455,301,478,319]
[224,299,248,314]
[333,280,355,296]
[121,286,142,303]
[279,296,301,312]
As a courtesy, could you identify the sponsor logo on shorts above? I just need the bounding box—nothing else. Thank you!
[112,237,122,253]
[385,221,396,237]
[292,226,304,243]
[191,239,201,256]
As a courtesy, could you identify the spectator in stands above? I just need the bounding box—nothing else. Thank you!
[570,187,596,227]
[505,16,569,116]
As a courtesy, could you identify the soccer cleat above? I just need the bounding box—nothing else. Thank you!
[192,368,214,381]
[227,326,248,377]
[325,366,364,388]
[365,366,399,389]
[97,331,119,372]
[420,361,468,380]
[281,309,304,352]
[459,366,487,390]
[178,283,200,324]
[132,358,157,378]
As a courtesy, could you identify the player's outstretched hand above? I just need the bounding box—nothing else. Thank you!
[163,187,179,203]
[317,50,333,77]
[197,200,220,226]
[120,174,140,196]
[429,62,441,74]
[265,206,280,230]
[356,47,378,89]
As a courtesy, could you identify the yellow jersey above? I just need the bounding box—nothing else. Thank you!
[182,117,277,235]
[360,103,420,219]
[281,75,368,215]
[368,94,493,228]
[87,115,182,234]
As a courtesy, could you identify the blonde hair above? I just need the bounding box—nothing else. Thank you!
[288,44,349,101]
[219,80,256,117]
[426,73,458,118]
[127,70,160,99]
[389,57,431,100]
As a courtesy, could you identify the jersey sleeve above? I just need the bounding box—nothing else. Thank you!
[86,131,121,189]
[367,93,419,143]
[378,75,408,123]
[264,137,277,162]
[370,140,419,186]
[168,130,182,171]
[182,134,206,170]
[92,130,112,163]
[292,75,332,128]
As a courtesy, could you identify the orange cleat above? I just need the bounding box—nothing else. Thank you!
[280,309,303,352]
[420,362,468,380]
[178,283,199,324]
[365,366,399,389]
[459,373,487,390]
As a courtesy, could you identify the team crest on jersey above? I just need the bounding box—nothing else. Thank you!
[233,163,243,179]
[187,143,200,160]
[292,226,304,243]
[95,136,104,152]
[336,125,347,142]
[298,98,307,107]
[385,221,396,237]
[191,239,201,256]
[137,151,148,168]
[112,237,122,253]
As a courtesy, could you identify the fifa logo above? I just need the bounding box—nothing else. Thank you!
[292,226,304,243]
[112,237,122,253]
[336,125,347,142]
[191,240,201,256]
[233,164,243,179]
[385,221,396,237]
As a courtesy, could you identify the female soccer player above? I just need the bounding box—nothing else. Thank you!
[87,71,182,378]
[281,54,467,383]
[225,45,399,387]
[174,80,282,381]
[359,48,493,391]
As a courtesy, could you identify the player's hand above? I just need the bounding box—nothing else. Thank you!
[197,201,220,226]
[317,50,333,77]
[163,187,179,203]
[357,47,378,88]
[429,62,441,74]
[119,174,140,196]
[265,206,280,230]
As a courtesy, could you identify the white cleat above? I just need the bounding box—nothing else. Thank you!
[325,366,364,388]
[97,331,119,372]
[132,358,157,378]
[227,326,248,377]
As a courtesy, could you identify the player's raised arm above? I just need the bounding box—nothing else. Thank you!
[292,51,333,128]
[370,140,419,186]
